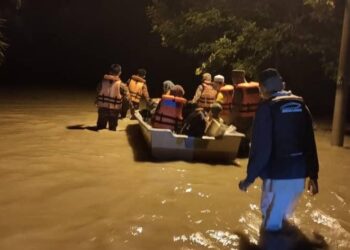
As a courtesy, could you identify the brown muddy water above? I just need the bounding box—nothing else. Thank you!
[0,89,349,250]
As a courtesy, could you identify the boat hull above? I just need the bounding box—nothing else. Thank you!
[135,111,244,162]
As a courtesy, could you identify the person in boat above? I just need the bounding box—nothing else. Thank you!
[192,72,218,112]
[151,85,186,133]
[95,64,128,131]
[163,80,175,95]
[148,80,175,112]
[214,75,234,125]
[127,68,152,119]
[231,69,261,157]
[205,102,227,138]
[180,102,208,138]
[239,68,319,232]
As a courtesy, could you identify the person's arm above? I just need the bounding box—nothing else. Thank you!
[239,103,273,190]
[304,105,319,195]
[96,81,102,93]
[121,83,130,101]
[304,105,319,179]
[142,84,150,101]
[192,85,203,103]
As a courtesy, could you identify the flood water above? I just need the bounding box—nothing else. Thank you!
[0,89,349,250]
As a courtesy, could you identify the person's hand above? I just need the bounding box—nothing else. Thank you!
[238,179,252,192]
[307,178,318,195]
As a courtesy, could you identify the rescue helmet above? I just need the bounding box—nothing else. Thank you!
[259,68,284,93]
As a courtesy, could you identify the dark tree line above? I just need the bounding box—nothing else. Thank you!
[147,0,343,80]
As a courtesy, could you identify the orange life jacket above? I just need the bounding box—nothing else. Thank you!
[152,94,187,131]
[129,75,146,103]
[198,81,218,109]
[96,75,122,110]
[219,84,234,115]
[232,82,261,118]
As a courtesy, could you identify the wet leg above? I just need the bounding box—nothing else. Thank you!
[97,108,108,129]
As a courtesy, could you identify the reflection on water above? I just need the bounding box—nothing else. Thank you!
[0,90,349,249]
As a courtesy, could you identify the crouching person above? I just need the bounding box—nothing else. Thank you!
[151,85,186,133]
[180,102,208,138]
[96,64,124,131]
[205,103,227,138]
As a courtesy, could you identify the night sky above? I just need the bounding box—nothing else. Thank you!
[0,0,199,97]
[0,0,343,116]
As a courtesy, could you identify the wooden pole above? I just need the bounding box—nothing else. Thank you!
[331,0,350,146]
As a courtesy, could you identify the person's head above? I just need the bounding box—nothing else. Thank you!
[109,64,122,76]
[137,68,147,78]
[202,72,212,82]
[213,75,225,89]
[163,80,175,94]
[170,84,185,97]
[259,68,285,99]
[210,102,223,119]
[231,69,246,85]
[214,75,225,84]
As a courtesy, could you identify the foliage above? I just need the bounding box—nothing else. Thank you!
[147,0,341,78]
[0,19,8,66]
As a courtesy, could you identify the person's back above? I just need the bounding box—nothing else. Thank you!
[152,85,186,132]
[181,107,207,137]
[239,68,319,232]
[128,68,151,118]
[95,64,123,131]
[192,73,218,111]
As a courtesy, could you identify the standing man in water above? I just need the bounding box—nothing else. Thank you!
[238,68,319,232]
[95,64,127,131]
[127,68,152,119]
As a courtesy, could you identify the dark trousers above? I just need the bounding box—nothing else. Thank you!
[120,99,129,119]
[130,101,140,119]
[97,108,120,131]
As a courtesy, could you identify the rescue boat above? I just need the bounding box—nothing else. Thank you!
[135,111,244,162]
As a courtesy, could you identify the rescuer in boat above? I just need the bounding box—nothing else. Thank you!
[127,68,152,119]
[205,102,227,138]
[95,64,128,131]
[163,80,175,95]
[180,103,208,138]
[239,68,319,232]
[151,84,186,133]
[214,75,234,125]
[231,70,261,157]
[192,72,218,112]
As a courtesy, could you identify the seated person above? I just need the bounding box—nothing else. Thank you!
[205,102,227,138]
[163,80,175,95]
[151,85,186,133]
[180,102,208,138]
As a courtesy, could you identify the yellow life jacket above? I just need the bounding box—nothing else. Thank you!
[152,94,187,131]
[129,75,146,103]
[218,84,234,115]
[232,82,261,118]
[96,75,122,110]
[198,81,218,109]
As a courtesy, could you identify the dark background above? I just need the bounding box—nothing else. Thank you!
[0,0,341,117]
